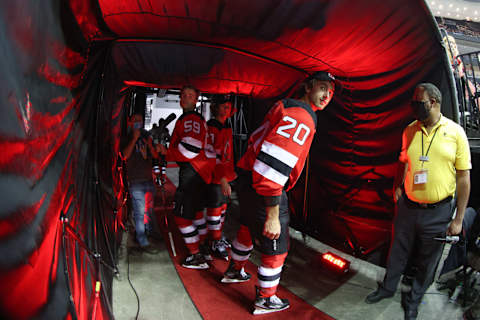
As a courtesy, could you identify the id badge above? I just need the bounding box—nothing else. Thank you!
[414,169,428,184]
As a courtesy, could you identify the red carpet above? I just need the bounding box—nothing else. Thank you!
[155,177,335,320]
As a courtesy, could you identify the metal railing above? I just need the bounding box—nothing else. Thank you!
[457,51,480,143]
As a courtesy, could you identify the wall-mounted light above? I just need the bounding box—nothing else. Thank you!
[321,252,351,274]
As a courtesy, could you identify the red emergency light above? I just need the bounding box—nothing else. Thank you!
[321,252,350,274]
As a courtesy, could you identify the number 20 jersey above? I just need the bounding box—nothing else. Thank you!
[166,111,215,183]
[237,99,318,205]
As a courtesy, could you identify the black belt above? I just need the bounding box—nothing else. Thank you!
[404,196,452,209]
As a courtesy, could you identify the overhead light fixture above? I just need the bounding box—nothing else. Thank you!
[449,3,453,8]
[439,4,444,9]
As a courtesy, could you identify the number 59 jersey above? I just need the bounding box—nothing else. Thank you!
[237,99,317,205]
[166,110,215,183]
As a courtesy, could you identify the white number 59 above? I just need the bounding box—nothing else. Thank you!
[184,120,201,134]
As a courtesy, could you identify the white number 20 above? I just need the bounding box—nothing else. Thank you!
[276,116,310,146]
[184,120,201,134]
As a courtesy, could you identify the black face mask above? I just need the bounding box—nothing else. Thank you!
[410,100,430,121]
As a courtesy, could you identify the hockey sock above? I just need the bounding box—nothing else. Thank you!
[206,206,222,241]
[220,203,227,229]
[257,253,288,298]
[230,224,253,270]
[174,216,199,254]
[193,210,207,243]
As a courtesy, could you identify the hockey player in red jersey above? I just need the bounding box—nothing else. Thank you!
[221,72,336,314]
[164,85,215,269]
[205,95,237,260]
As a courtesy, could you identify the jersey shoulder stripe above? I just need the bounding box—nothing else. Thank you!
[177,110,205,122]
[281,98,317,127]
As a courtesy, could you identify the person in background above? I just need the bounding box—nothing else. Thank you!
[221,72,336,315]
[122,113,160,254]
[205,95,237,260]
[365,83,471,320]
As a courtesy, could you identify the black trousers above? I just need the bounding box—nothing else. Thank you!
[237,171,289,255]
[173,162,207,220]
[382,194,454,308]
[207,183,227,208]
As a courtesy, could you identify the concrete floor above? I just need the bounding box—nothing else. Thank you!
[113,169,472,320]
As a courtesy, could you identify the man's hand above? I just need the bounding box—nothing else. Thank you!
[394,187,403,203]
[263,205,280,240]
[447,219,463,236]
[220,178,231,197]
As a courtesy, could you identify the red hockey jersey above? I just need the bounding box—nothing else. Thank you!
[207,119,237,184]
[237,99,317,205]
[166,111,215,183]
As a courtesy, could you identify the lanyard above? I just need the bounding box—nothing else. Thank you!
[420,126,439,166]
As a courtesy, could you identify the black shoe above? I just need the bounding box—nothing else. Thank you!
[140,244,160,254]
[365,288,394,304]
[404,308,418,320]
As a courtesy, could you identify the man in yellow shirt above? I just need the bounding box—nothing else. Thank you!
[365,83,471,320]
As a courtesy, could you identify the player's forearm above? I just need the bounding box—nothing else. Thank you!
[265,204,279,221]
[454,170,471,223]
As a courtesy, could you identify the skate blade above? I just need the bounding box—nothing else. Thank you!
[221,277,250,284]
[252,305,290,315]
[182,263,209,270]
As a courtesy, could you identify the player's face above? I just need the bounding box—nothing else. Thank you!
[217,102,232,119]
[180,88,199,110]
[307,81,334,110]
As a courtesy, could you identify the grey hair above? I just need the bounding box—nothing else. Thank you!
[417,83,442,105]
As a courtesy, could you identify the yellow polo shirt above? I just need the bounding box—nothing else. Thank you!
[399,115,471,203]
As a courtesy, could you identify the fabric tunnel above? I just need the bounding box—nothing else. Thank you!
[0,0,462,318]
